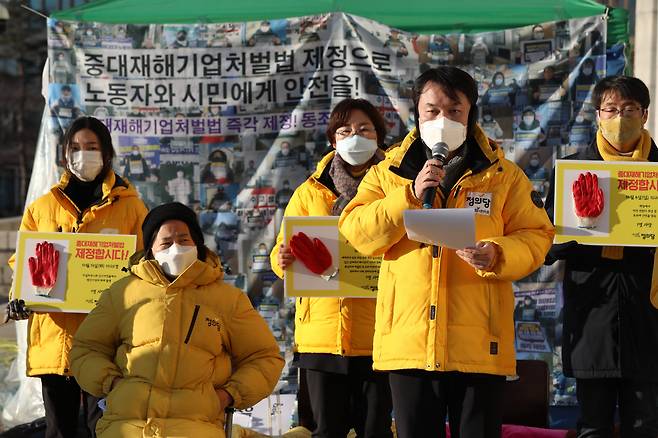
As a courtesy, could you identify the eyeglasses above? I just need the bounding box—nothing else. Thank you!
[598,106,645,118]
[335,125,376,138]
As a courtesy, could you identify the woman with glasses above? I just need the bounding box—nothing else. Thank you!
[270,98,393,438]
[545,76,658,437]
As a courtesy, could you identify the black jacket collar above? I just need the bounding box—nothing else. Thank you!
[389,136,497,181]
[315,156,339,197]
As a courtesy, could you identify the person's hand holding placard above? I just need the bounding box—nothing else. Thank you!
[28,241,60,296]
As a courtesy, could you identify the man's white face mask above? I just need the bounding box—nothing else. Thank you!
[420,117,467,152]
[69,150,104,182]
[335,135,379,166]
[154,243,198,276]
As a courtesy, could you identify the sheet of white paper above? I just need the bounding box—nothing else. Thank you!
[403,208,476,250]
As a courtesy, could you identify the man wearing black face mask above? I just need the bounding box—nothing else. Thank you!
[545,76,658,438]
[172,29,189,48]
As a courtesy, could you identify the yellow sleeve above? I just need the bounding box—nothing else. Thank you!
[70,287,123,397]
[8,203,39,271]
[338,166,422,257]
[478,167,555,281]
[270,186,310,279]
[220,291,284,409]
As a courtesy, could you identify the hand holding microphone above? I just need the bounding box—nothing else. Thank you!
[414,143,449,207]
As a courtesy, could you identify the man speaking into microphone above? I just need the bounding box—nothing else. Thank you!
[339,67,554,438]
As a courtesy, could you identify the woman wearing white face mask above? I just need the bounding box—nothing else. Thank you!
[339,67,554,438]
[270,99,394,438]
[70,202,284,437]
[6,116,148,438]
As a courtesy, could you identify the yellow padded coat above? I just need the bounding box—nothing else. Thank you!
[338,126,555,376]
[9,171,147,376]
[70,251,284,438]
[270,151,380,357]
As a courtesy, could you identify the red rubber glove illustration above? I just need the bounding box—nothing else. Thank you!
[572,172,604,228]
[289,232,333,275]
[28,241,60,296]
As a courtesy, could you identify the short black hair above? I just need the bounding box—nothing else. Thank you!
[62,116,115,178]
[61,85,72,93]
[592,75,651,110]
[412,67,479,136]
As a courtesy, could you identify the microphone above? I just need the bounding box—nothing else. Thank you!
[422,142,449,209]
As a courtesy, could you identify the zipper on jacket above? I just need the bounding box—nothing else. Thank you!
[184,305,201,344]
[75,197,115,232]
[56,187,113,230]
[429,305,436,320]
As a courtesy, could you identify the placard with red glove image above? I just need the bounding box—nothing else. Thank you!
[11,231,136,312]
[554,160,658,246]
[282,217,381,298]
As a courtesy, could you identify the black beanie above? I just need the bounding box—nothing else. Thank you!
[142,202,207,260]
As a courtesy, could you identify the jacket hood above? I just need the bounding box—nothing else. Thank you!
[59,170,140,199]
[309,150,339,197]
[53,170,141,215]
[312,150,336,180]
[129,248,224,289]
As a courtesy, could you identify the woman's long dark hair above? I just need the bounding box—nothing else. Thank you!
[62,116,116,178]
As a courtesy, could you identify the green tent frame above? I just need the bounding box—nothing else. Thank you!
[52,0,628,46]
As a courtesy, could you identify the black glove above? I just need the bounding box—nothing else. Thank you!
[544,240,578,266]
[4,299,30,323]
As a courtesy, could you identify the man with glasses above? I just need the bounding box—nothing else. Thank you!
[545,76,658,437]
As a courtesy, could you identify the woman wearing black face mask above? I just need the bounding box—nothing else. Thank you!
[6,116,148,438]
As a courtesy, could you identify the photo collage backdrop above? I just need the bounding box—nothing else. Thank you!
[43,12,621,406]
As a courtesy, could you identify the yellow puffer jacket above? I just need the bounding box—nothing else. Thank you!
[270,151,379,357]
[70,251,284,438]
[9,171,147,376]
[339,126,555,376]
